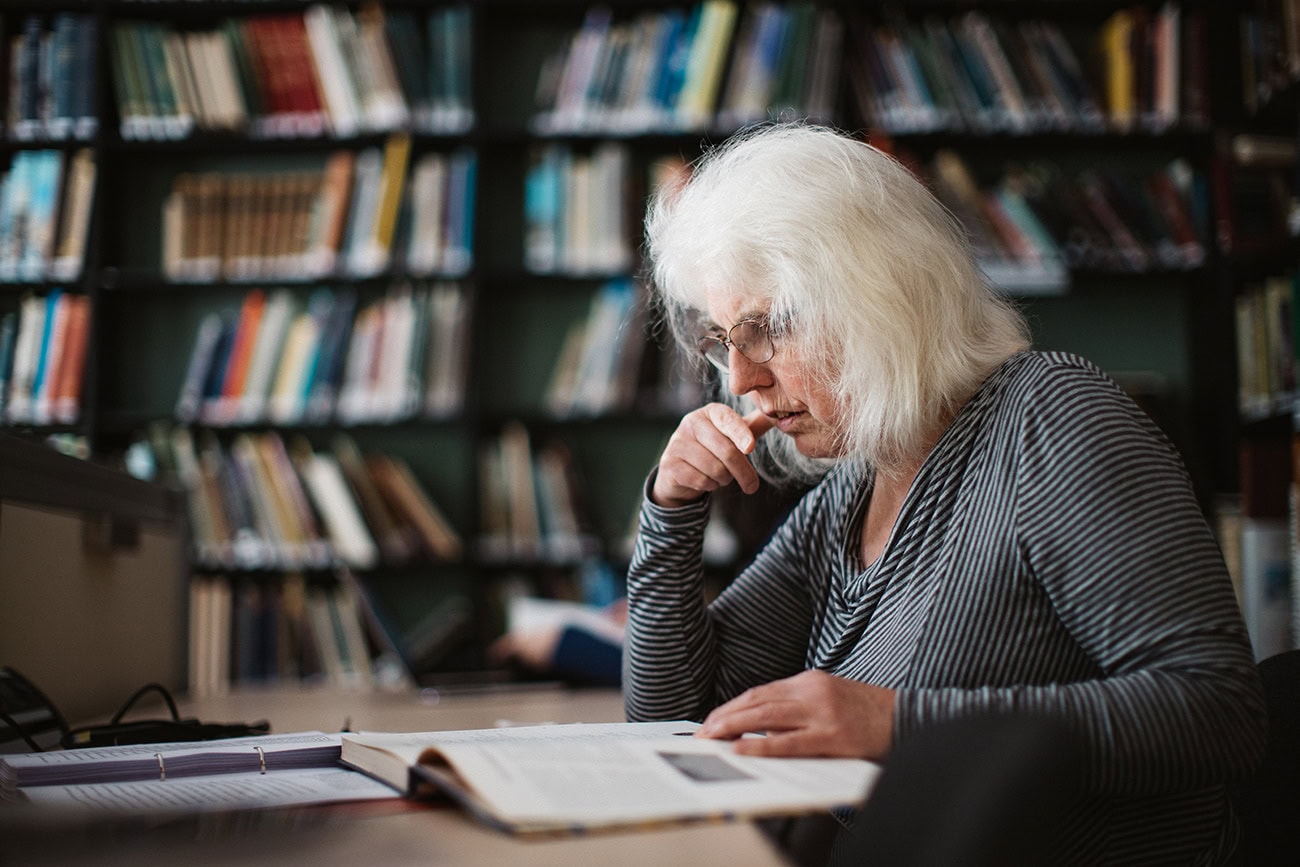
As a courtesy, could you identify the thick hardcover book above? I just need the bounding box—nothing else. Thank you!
[340,721,880,835]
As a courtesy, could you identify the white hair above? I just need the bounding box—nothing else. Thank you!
[644,122,1030,484]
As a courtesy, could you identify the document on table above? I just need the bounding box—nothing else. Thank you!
[19,766,398,811]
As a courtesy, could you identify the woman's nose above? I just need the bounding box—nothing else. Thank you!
[727,346,772,395]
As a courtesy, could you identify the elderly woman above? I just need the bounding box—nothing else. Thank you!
[624,122,1265,864]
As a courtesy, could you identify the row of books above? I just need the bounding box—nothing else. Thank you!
[162,137,476,282]
[1215,135,1300,257]
[534,1,842,135]
[524,143,633,275]
[5,13,99,141]
[546,278,646,418]
[478,421,600,565]
[188,565,449,694]
[156,426,462,573]
[717,2,843,130]
[0,289,90,426]
[175,283,471,428]
[108,3,472,141]
[1240,0,1300,115]
[0,148,96,282]
[1235,273,1298,421]
[851,5,1207,136]
[923,150,1208,292]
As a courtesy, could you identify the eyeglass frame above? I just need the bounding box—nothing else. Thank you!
[698,318,777,371]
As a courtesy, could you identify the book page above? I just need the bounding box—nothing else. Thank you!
[429,735,878,830]
[19,767,397,811]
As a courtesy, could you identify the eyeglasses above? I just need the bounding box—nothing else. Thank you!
[698,319,776,371]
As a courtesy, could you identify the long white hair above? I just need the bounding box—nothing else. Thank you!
[644,122,1030,484]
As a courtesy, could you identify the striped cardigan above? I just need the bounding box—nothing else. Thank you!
[625,351,1266,865]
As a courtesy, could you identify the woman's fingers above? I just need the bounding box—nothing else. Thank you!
[652,403,772,506]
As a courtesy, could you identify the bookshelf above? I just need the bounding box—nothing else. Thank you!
[0,0,1283,688]
[1217,1,1300,659]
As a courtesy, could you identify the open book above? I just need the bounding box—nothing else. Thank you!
[341,720,881,834]
[1,731,396,811]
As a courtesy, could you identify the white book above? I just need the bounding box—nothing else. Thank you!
[342,148,384,276]
[304,5,362,137]
[239,289,297,423]
[563,155,592,273]
[356,7,409,131]
[160,30,198,127]
[423,283,467,417]
[375,289,416,420]
[266,310,319,424]
[1240,517,1292,661]
[590,143,629,272]
[336,304,380,423]
[49,147,96,280]
[405,153,447,276]
[298,451,379,570]
[199,30,247,131]
[5,294,44,423]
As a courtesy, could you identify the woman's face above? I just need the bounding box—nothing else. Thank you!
[706,291,845,459]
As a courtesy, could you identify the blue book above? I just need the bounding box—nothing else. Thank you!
[27,289,64,418]
[450,148,477,274]
[305,289,356,422]
[0,312,17,418]
[21,151,63,280]
[200,313,239,420]
[654,8,692,116]
[74,15,100,137]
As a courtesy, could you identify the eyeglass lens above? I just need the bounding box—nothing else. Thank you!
[699,320,773,369]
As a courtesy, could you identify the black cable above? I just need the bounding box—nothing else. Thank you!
[0,708,49,753]
[109,682,181,725]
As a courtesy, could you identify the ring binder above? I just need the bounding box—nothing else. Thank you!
[255,746,267,774]
[156,753,166,781]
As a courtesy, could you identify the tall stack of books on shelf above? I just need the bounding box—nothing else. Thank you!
[477,421,600,565]
[921,151,1207,293]
[546,278,646,418]
[1239,0,1300,115]
[174,282,471,428]
[1235,273,1298,422]
[107,3,473,141]
[187,567,418,695]
[847,4,1208,136]
[160,139,475,283]
[0,288,90,426]
[0,148,97,283]
[154,425,461,574]
[5,12,99,142]
[532,1,841,135]
[524,143,631,275]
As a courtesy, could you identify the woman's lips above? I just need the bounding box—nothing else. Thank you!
[772,411,803,432]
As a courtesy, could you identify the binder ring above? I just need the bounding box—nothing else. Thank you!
[156,753,166,781]
[255,746,267,774]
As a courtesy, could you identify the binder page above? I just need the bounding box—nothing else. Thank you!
[19,767,397,811]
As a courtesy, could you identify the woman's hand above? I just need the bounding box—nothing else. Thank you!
[651,404,774,508]
[696,670,896,760]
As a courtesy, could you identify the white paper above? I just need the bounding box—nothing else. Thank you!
[19,767,396,811]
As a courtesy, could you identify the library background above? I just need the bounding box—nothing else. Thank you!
[1,0,1297,693]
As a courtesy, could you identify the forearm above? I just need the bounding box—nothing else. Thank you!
[895,661,1266,795]
[623,491,718,722]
